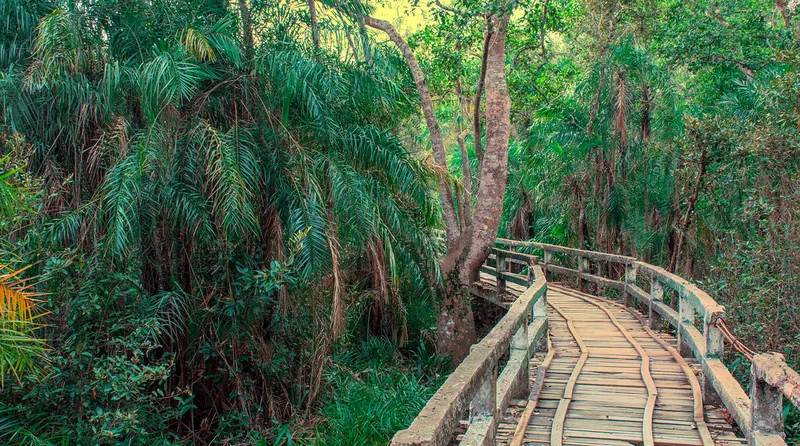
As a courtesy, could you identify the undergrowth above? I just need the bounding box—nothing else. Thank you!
[310,338,448,446]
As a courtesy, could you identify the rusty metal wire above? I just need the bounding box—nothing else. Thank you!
[714,318,756,361]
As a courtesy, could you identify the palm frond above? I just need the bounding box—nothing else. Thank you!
[0,266,45,387]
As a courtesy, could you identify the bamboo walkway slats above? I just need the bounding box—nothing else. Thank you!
[494,286,744,446]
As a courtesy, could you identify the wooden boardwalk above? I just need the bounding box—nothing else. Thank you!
[392,238,800,446]
[495,285,746,446]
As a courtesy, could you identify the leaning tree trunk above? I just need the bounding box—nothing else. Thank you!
[363,8,511,364]
[309,0,320,52]
[473,21,492,163]
[362,16,461,243]
[438,11,511,362]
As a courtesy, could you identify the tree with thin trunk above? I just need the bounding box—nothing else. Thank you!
[309,0,320,52]
[238,0,253,56]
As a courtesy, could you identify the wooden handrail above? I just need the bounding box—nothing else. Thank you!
[390,256,548,446]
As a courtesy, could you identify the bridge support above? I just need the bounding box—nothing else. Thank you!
[749,354,786,445]
[526,256,536,288]
[678,292,694,358]
[496,251,507,296]
[462,360,498,445]
[511,313,530,389]
[702,313,724,406]
[543,249,552,281]
[624,263,637,308]
[577,256,589,292]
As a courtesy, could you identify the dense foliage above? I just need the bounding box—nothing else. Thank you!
[1,0,798,444]
[407,0,800,439]
[0,0,445,443]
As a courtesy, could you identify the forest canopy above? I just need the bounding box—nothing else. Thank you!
[0,0,798,444]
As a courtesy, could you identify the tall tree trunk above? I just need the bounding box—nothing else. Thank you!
[455,11,511,284]
[540,0,549,61]
[363,8,511,363]
[614,70,629,181]
[457,128,472,228]
[438,10,511,362]
[641,85,651,233]
[570,177,587,249]
[238,0,254,57]
[456,82,473,229]
[640,85,651,142]
[510,189,533,240]
[309,0,320,52]
[586,78,604,135]
[362,16,461,242]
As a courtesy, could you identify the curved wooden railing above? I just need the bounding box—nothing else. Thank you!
[391,236,800,446]
[391,252,547,446]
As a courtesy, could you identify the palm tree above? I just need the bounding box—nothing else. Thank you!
[0,0,441,440]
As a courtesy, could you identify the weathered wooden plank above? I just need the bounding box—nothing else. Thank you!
[628,284,650,305]
[509,342,555,446]
[496,238,637,264]
[547,299,589,446]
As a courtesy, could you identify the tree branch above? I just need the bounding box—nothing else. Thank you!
[433,0,465,16]
[362,15,461,241]
[473,19,493,164]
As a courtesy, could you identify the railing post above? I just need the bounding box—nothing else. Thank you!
[509,244,517,274]
[526,256,536,288]
[678,291,694,357]
[578,256,588,292]
[649,276,663,330]
[496,250,506,296]
[511,314,530,396]
[543,249,552,281]
[749,354,785,445]
[466,359,498,445]
[534,284,548,353]
[624,263,637,308]
[702,312,725,405]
